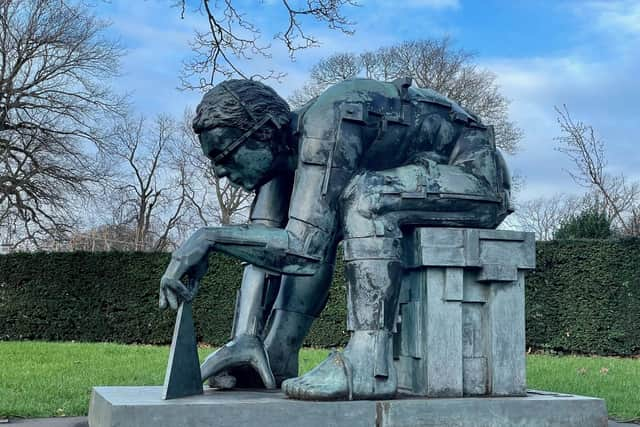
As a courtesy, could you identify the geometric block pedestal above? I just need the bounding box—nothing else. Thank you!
[395,228,536,397]
[88,387,608,427]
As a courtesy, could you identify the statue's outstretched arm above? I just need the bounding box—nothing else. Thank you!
[159,224,322,309]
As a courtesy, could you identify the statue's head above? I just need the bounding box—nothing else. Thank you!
[193,79,292,191]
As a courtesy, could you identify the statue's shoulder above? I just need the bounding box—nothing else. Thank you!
[409,86,482,126]
[313,79,397,104]
[291,100,315,135]
[306,79,482,126]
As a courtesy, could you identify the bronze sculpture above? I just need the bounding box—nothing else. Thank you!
[159,77,513,400]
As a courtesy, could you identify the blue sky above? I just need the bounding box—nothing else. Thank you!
[96,0,640,202]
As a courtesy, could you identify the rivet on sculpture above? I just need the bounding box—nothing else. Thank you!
[159,77,514,401]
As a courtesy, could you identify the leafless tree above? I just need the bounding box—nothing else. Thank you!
[0,0,125,250]
[288,38,523,153]
[555,105,640,236]
[513,194,582,241]
[176,0,357,90]
[82,110,251,253]
[178,110,252,225]
[68,224,138,251]
[106,114,189,251]
[360,47,399,81]
[288,52,361,107]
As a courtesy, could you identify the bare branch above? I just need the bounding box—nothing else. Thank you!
[555,105,640,236]
[278,0,356,55]
[178,0,357,89]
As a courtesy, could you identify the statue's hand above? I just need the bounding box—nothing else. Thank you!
[159,274,190,310]
[158,228,214,310]
[159,252,209,310]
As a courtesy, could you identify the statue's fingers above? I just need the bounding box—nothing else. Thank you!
[165,279,192,304]
[159,290,167,309]
[188,278,200,298]
[166,289,179,310]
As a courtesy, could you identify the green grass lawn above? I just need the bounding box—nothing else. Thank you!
[527,354,640,422]
[0,341,328,419]
[0,342,638,421]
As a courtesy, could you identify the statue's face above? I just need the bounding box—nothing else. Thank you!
[199,127,275,191]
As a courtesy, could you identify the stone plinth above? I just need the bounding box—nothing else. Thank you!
[394,228,536,397]
[88,387,608,427]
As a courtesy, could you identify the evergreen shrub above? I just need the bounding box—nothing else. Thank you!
[1,239,639,355]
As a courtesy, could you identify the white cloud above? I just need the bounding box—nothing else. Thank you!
[566,0,640,59]
[95,0,206,115]
[101,0,400,108]
[587,0,640,34]
[477,0,640,202]
[485,52,640,201]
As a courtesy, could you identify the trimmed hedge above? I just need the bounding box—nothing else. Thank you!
[1,239,639,354]
[526,239,640,355]
[0,251,347,347]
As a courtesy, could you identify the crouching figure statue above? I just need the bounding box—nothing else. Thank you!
[159,77,513,401]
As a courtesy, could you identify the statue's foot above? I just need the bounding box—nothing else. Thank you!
[282,331,397,401]
[282,351,352,400]
[200,334,276,389]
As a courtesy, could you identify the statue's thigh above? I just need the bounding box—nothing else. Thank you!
[342,166,499,236]
[341,165,427,239]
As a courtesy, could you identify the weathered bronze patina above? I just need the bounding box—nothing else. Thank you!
[159,77,512,401]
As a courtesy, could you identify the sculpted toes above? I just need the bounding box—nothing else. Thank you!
[286,381,296,393]
[284,381,295,396]
[304,388,314,399]
[290,384,299,398]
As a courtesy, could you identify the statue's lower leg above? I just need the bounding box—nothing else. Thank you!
[263,261,334,384]
[283,253,402,400]
[201,265,278,389]
[263,309,315,385]
[201,259,334,389]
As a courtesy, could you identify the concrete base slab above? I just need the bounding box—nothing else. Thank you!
[88,387,608,427]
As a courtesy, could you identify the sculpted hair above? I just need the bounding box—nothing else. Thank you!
[193,79,291,142]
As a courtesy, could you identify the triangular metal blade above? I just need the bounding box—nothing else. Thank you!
[163,301,203,399]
